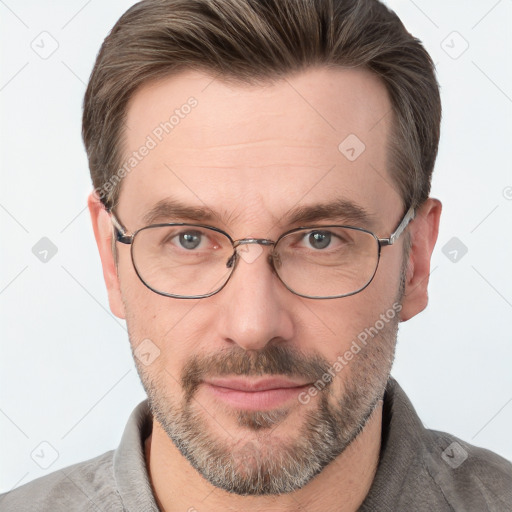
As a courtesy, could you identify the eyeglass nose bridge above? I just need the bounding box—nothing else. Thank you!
[228,238,279,269]
[232,237,275,248]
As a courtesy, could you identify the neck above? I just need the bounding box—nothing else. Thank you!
[144,401,382,512]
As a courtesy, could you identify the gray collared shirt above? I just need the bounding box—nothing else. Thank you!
[1,377,511,511]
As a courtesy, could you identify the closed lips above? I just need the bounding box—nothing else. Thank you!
[204,377,311,391]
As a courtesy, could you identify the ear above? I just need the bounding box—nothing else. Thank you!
[87,192,126,319]
[400,198,442,322]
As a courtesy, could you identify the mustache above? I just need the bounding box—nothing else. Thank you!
[181,344,332,401]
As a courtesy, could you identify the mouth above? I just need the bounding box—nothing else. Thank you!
[202,377,313,410]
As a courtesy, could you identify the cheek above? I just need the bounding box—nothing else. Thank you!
[124,298,192,402]
[302,258,402,363]
[120,277,209,386]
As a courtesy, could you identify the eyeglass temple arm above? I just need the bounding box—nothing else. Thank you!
[377,206,415,246]
[109,212,133,244]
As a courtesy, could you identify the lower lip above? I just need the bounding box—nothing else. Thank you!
[204,383,311,410]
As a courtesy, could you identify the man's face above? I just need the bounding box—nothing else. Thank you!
[112,67,407,494]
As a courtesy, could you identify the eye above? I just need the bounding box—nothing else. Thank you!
[295,229,351,251]
[159,228,211,251]
[303,230,346,250]
[177,231,203,250]
[307,231,332,250]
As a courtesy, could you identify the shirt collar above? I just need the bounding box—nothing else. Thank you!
[358,376,428,510]
[113,398,158,511]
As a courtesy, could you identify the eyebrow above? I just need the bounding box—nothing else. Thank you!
[284,199,374,228]
[142,198,217,226]
[141,197,374,230]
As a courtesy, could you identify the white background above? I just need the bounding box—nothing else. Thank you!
[1,0,511,493]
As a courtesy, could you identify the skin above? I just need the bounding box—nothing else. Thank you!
[89,66,441,512]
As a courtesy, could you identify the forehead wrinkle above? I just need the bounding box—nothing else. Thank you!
[174,139,328,150]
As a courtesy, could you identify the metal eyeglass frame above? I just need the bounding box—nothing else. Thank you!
[109,205,415,300]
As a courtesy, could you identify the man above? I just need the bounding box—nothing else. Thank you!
[2,0,511,510]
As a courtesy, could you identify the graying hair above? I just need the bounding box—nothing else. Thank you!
[83,0,441,213]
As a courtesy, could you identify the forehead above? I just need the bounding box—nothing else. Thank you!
[118,66,401,233]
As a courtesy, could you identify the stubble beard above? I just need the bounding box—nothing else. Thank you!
[129,291,402,496]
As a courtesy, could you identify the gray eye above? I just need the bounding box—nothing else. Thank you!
[308,231,331,249]
[179,231,202,250]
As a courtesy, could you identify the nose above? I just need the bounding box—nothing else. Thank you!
[216,243,295,351]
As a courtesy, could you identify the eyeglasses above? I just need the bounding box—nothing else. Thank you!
[109,206,415,300]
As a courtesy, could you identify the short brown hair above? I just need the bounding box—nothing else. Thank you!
[83,0,441,212]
